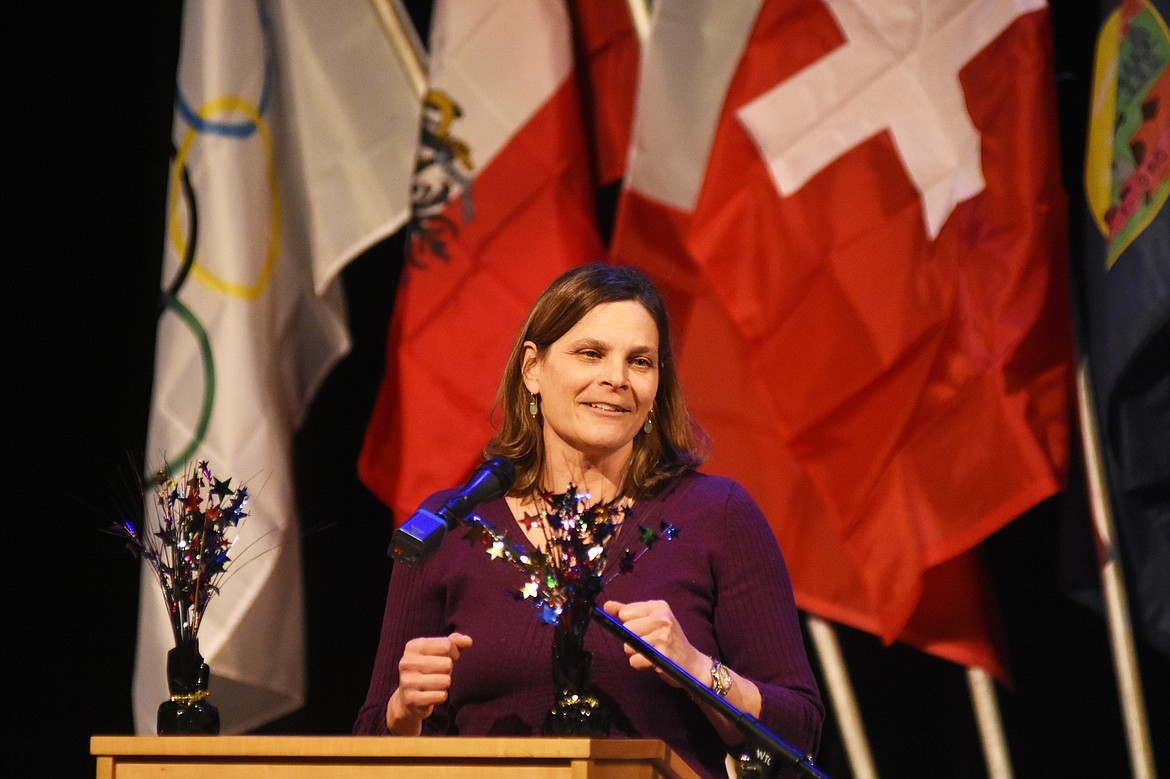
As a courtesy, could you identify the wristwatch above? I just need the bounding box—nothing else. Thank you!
[710,658,732,696]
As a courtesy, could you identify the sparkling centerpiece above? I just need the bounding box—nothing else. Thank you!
[111,460,249,735]
[463,484,677,736]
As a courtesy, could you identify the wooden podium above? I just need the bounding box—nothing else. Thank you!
[90,735,701,778]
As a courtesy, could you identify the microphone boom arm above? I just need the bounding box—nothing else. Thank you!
[589,607,830,779]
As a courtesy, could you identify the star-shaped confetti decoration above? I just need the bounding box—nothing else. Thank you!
[460,486,678,630]
[109,460,249,644]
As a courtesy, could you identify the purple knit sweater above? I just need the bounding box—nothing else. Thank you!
[353,471,823,778]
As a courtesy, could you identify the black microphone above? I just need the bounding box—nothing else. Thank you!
[388,457,517,564]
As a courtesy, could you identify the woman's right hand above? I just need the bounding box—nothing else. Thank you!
[385,632,473,735]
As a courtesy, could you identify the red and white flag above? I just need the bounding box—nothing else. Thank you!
[359,0,606,520]
[611,0,1073,679]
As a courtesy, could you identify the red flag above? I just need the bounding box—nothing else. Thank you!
[568,0,641,186]
[359,0,606,521]
[611,0,1073,679]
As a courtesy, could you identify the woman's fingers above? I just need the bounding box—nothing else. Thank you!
[397,633,474,710]
[602,600,704,684]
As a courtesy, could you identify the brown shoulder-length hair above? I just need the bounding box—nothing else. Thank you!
[484,262,709,499]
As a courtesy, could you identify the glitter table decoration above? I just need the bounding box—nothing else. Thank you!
[111,460,249,735]
[463,485,677,738]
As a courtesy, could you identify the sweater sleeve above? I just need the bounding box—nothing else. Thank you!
[708,479,824,761]
[352,538,449,735]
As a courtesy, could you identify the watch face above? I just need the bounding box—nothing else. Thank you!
[713,662,731,695]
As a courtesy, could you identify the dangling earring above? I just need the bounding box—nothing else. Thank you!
[529,394,539,418]
[643,410,653,435]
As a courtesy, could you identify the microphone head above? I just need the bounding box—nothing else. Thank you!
[442,457,516,521]
[487,456,517,487]
[389,458,516,565]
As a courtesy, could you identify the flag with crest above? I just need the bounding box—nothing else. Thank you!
[359,0,606,521]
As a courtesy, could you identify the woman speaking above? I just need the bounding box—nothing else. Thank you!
[354,263,824,778]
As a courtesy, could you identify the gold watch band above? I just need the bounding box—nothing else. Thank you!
[710,658,731,696]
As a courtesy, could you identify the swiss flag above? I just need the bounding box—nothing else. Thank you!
[359,0,606,521]
[611,0,1073,680]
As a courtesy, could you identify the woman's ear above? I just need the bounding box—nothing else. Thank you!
[521,341,541,393]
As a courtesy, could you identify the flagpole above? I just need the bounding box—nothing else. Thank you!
[805,615,879,779]
[966,668,1013,779]
[1075,358,1157,779]
[625,0,651,42]
[369,0,427,99]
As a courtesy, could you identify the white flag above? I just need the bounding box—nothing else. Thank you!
[135,0,421,734]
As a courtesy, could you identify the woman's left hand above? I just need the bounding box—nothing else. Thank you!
[602,599,707,686]
[603,598,764,735]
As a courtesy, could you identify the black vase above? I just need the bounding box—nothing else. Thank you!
[542,598,609,737]
[157,637,220,735]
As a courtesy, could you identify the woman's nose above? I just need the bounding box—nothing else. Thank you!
[599,358,628,388]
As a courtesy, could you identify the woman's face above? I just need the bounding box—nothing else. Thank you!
[523,300,659,473]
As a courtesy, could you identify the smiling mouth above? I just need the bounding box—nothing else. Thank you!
[584,402,627,413]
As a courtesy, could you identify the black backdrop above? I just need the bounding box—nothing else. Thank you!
[14,2,1168,776]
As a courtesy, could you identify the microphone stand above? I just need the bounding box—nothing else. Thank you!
[590,606,830,779]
